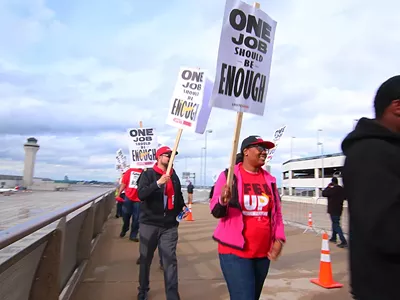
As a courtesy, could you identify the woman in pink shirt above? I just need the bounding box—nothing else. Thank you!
[210,136,286,300]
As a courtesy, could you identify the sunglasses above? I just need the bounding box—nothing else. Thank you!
[248,145,268,152]
[162,153,171,158]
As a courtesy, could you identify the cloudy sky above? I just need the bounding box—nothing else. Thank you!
[1,0,399,185]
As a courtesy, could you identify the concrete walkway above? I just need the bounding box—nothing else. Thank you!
[72,204,352,300]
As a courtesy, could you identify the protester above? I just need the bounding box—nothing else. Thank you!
[115,187,124,218]
[210,136,286,300]
[322,177,347,248]
[137,146,188,300]
[115,172,126,218]
[187,181,194,206]
[119,167,143,241]
[341,75,400,300]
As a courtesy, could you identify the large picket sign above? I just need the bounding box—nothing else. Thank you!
[265,125,286,164]
[127,127,158,168]
[166,67,213,134]
[211,0,277,116]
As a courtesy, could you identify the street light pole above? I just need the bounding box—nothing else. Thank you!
[317,129,324,191]
[290,136,296,159]
[200,148,204,187]
[204,129,213,187]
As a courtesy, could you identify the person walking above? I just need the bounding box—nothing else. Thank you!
[322,177,347,248]
[187,181,194,207]
[119,167,143,241]
[341,75,400,300]
[210,136,286,300]
[137,146,188,300]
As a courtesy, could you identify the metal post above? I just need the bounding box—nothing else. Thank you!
[290,136,295,159]
[200,148,203,187]
[204,129,212,187]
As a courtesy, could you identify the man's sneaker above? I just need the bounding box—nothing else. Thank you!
[130,237,139,242]
[337,242,348,249]
[137,292,148,300]
[329,239,337,243]
[119,231,126,238]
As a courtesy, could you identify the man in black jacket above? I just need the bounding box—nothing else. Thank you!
[341,75,400,300]
[322,177,347,248]
[137,146,187,300]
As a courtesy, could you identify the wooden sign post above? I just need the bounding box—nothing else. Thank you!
[166,128,183,175]
[225,2,260,190]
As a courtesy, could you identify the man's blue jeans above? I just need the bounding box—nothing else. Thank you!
[330,215,347,244]
[122,197,140,239]
[219,254,271,300]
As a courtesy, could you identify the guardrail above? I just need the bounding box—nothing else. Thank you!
[0,189,116,300]
[281,196,349,235]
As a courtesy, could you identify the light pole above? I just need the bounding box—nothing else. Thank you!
[204,129,213,187]
[290,136,296,159]
[317,129,324,191]
[200,147,205,187]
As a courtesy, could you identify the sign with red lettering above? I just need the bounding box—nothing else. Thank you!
[166,67,213,134]
[211,0,277,116]
[127,127,158,168]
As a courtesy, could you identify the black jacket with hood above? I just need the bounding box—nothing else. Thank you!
[137,168,186,228]
[341,117,400,300]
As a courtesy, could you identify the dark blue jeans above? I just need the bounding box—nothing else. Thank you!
[122,197,140,239]
[116,201,123,217]
[330,215,347,244]
[219,254,271,300]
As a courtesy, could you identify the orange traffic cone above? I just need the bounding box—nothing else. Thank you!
[303,211,318,234]
[310,232,343,289]
[185,204,194,221]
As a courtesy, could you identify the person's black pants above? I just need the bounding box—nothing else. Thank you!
[138,223,180,300]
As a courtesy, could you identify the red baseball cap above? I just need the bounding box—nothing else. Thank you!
[240,136,275,152]
[156,146,178,159]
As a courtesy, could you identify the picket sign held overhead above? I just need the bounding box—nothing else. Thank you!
[165,67,213,174]
[265,125,286,164]
[115,149,128,173]
[210,0,277,189]
[166,67,213,133]
[127,123,159,169]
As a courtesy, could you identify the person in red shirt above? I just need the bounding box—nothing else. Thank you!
[210,136,286,300]
[119,166,143,241]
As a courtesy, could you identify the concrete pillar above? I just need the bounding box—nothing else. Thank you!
[314,168,319,197]
[289,170,293,196]
[23,137,40,187]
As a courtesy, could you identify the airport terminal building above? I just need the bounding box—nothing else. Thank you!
[281,153,345,198]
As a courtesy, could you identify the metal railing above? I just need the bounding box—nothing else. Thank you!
[281,196,349,235]
[0,189,116,300]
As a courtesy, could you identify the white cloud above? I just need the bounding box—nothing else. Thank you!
[1,0,399,185]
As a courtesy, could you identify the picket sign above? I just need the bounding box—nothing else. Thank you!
[210,0,277,191]
[166,66,212,175]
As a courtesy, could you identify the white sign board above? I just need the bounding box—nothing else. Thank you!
[115,149,128,173]
[211,0,277,116]
[166,67,213,134]
[127,127,158,168]
[266,125,286,163]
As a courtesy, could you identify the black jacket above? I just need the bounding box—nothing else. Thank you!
[187,183,194,194]
[137,168,186,228]
[322,184,345,216]
[341,117,400,300]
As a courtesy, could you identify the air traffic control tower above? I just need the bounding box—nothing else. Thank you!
[23,137,40,187]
